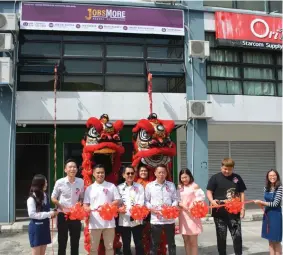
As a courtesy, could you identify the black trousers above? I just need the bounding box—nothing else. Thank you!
[57,212,81,255]
[150,223,176,255]
[120,225,144,255]
[214,217,242,255]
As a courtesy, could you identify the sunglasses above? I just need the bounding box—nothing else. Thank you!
[126,172,135,176]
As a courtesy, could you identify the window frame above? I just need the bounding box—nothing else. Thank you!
[206,32,282,97]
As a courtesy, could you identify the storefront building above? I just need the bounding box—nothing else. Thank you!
[0,0,281,222]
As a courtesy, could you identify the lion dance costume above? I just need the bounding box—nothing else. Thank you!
[81,114,124,254]
[132,112,177,254]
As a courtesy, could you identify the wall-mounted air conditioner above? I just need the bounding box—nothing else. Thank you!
[0,13,19,31]
[188,40,210,59]
[0,57,13,86]
[0,33,14,51]
[187,100,212,119]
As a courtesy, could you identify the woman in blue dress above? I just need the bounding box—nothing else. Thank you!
[254,169,282,255]
[27,174,58,255]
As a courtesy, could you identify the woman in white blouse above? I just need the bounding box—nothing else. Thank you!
[27,174,57,255]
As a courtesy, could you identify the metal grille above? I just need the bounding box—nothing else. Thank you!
[180,141,187,169]
[16,133,50,145]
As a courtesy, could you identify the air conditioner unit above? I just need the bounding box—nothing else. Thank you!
[0,13,19,31]
[187,100,212,119]
[0,57,13,86]
[188,40,210,59]
[0,33,14,51]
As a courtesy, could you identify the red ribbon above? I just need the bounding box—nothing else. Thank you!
[147,73,153,114]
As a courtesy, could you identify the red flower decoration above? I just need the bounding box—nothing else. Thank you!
[98,204,118,221]
[130,205,150,221]
[225,198,243,214]
[190,201,209,218]
[161,205,179,219]
[65,203,87,221]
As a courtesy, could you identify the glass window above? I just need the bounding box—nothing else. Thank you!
[62,76,103,91]
[105,36,142,43]
[63,35,103,42]
[205,33,216,47]
[207,65,240,78]
[204,0,233,8]
[147,63,184,75]
[21,42,60,57]
[210,50,239,62]
[64,44,102,57]
[243,52,273,64]
[107,45,143,58]
[270,1,282,13]
[152,77,185,93]
[22,33,61,41]
[146,37,183,45]
[64,60,102,74]
[243,68,274,80]
[107,61,144,74]
[277,55,282,65]
[278,83,282,97]
[236,0,265,11]
[19,75,55,91]
[105,76,145,92]
[19,59,59,74]
[278,69,282,81]
[207,80,242,94]
[147,47,183,59]
[243,81,275,96]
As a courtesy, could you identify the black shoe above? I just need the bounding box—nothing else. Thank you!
[115,248,123,255]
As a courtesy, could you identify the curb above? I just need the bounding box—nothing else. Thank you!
[0,214,263,234]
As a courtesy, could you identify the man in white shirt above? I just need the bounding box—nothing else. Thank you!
[51,159,84,255]
[117,166,145,255]
[84,164,121,255]
[145,164,178,255]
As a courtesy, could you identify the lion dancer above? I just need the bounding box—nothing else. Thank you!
[81,114,124,255]
[132,113,177,255]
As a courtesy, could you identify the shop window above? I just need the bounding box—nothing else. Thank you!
[147,47,183,59]
[277,55,282,65]
[243,68,274,80]
[105,76,145,92]
[62,76,103,91]
[270,1,282,13]
[152,77,185,93]
[236,0,265,11]
[277,83,282,97]
[19,74,55,91]
[203,0,233,8]
[105,36,143,43]
[106,61,144,74]
[207,65,240,78]
[145,37,183,45]
[63,35,103,42]
[210,49,239,62]
[147,62,184,76]
[22,33,61,41]
[243,52,273,65]
[207,79,242,94]
[106,45,143,58]
[19,59,60,74]
[64,60,103,74]
[64,44,103,57]
[243,81,275,96]
[278,69,282,81]
[21,42,61,57]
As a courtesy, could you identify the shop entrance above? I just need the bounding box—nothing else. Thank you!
[16,133,49,217]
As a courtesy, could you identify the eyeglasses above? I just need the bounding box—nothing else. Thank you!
[126,172,135,176]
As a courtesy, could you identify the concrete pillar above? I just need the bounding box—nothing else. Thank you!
[184,9,208,192]
[0,87,16,223]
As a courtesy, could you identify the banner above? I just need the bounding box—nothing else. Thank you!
[215,12,282,50]
[20,2,184,36]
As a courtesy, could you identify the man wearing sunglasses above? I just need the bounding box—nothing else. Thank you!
[117,165,145,255]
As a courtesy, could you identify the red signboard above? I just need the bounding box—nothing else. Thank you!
[215,12,282,50]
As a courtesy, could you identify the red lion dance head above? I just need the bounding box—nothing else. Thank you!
[81,114,125,187]
[132,113,176,180]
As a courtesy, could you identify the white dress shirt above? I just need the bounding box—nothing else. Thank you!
[145,180,178,225]
[27,193,52,220]
[51,177,84,212]
[117,182,145,227]
[84,181,121,229]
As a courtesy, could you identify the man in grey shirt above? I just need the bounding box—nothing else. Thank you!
[51,159,84,255]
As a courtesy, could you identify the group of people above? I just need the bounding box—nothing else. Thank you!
[27,158,282,255]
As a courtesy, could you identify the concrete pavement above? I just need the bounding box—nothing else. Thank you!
[0,221,269,255]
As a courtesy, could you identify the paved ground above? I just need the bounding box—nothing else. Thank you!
[0,221,269,255]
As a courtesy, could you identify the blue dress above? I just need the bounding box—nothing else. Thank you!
[261,189,282,242]
[28,196,52,247]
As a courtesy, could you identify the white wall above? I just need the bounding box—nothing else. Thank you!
[177,124,282,172]
[16,92,187,124]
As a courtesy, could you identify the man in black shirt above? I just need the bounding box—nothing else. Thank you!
[207,158,247,255]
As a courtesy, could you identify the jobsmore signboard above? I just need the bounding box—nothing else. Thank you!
[215,12,282,51]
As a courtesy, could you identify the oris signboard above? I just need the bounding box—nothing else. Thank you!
[215,12,282,50]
